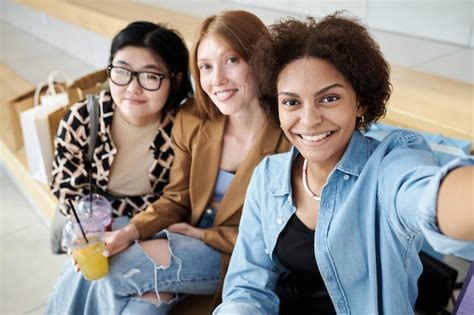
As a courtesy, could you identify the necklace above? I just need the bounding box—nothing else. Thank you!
[302,158,321,202]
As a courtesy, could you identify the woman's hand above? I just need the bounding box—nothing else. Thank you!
[67,248,81,272]
[104,224,140,257]
[68,224,140,272]
[168,222,205,240]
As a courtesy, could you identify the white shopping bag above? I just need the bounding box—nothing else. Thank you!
[20,71,72,184]
[20,103,65,183]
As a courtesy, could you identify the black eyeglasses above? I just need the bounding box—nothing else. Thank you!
[107,65,173,91]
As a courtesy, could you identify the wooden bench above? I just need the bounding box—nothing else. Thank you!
[385,66,473,145]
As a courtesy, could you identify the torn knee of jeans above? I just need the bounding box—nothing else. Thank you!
[162,230,183,281]
[138,238,172,270]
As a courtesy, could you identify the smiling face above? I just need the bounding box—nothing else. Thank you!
[109,46,171,126]
[196,35,259,116]
[278,58,365,169]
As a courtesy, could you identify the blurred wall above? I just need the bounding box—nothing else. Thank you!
[231,0,474,47]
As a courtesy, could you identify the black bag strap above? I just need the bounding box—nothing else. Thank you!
[86,94,99,162]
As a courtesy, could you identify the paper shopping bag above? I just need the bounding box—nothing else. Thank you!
[7,84,65,151]
[18,72,73,184]
[48,106,71,150]
[20,102,66,184]
[10,71,71,150]
[7,69,107,151]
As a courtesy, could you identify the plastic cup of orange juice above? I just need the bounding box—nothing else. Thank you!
[63,219,109,281]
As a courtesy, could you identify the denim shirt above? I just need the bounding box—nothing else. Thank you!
[215,130,474,315]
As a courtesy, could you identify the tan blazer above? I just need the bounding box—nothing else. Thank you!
[131,100,291,302]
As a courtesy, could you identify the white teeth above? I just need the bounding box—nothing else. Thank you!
[215,89,236,99]
[300,131,332,142]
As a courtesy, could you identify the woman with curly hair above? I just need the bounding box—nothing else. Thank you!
[215,13,474,315]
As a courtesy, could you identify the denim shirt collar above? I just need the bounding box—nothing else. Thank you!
[337,130,373,176]
[272,130,374,197]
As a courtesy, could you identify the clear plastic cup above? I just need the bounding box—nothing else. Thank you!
[62,219,109,281]
[77,194,112,230]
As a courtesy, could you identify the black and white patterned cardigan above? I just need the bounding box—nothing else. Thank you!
[51,90,175,218]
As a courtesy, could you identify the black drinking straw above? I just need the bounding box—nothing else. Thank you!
[68,199,89,243]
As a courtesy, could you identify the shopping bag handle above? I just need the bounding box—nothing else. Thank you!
[47,70,73,95]
[33,81,47,107]
[33,82,68,107]
[33,71,73,107]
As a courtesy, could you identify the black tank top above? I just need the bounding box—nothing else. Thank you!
[275,213,336,314]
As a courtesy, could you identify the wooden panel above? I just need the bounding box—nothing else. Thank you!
[0,64,32,98]
[0,142,57,220]
[0,64,32,151]
[382,66,474,143]
[0,64,57,220]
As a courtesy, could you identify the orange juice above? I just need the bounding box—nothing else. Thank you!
[72,241,109,280]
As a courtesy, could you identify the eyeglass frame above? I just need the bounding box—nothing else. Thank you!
[106,65,174,91]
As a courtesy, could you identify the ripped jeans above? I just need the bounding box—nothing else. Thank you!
[44,208,221,315]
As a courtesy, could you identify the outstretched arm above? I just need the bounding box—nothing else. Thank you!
[377,132,474,260]
[437,166,474,241]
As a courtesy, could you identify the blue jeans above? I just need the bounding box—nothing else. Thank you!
[45,209,221,314]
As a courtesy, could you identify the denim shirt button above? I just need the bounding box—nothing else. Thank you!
[206,208,213,214]
[343,174,350,180]
[276,217,283,225]
[264,248,269,255]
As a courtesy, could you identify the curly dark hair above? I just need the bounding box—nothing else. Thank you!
[251,12,391,130]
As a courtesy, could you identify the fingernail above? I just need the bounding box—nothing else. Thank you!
[74,265,79,272]
[102,250,110,258]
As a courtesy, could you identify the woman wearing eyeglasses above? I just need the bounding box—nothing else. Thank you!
[50,21,192,250]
